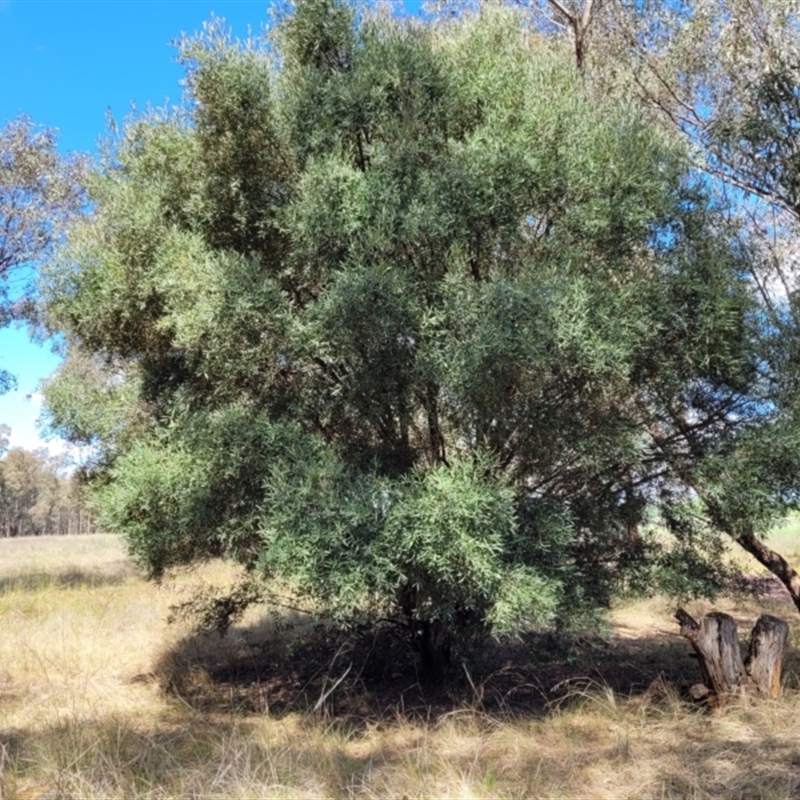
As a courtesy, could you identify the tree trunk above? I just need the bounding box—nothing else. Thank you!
[414,619,451,684]
[544,0,597,74]
[676,609,747,706]
[396,583,451,684]
[697,491,800,615]
[736,532,800,615]
[676,609,789,707]
[746,614,789,697]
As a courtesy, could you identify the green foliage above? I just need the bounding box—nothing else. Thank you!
[42,2,770,670]
[0,116,85,286]
[0,116,85,391]
[41,348,145,457]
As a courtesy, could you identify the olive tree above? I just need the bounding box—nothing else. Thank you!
[43,3,765,680]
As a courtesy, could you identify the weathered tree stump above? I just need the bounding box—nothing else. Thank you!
[745,614,789,698]
[676,609,747,706]
[676,609,789,708]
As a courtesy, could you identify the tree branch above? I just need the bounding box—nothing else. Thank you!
[545,0,576,25]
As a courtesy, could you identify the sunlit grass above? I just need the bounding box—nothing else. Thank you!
[762,516,800,563]
[1,532,800,798]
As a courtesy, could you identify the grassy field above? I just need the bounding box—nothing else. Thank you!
[2,534,800,799]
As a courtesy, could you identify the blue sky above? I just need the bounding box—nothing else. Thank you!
[0,0,421,456]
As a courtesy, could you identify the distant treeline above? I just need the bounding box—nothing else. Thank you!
[0,443,95,537]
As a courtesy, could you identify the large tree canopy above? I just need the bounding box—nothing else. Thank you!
[42,3,771,677]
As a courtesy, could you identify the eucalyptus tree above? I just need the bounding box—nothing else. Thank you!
[483,0,800,613]
[43,2,765,680]
[0,116,85,391]
[548,0,800,611]
[0,446,92,537]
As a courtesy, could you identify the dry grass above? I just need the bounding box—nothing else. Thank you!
[2,535,800,799]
